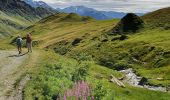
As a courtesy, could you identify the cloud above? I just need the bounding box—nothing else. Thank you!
[35,0,170,13]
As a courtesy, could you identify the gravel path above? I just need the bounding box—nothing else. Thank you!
[0,50,28,100]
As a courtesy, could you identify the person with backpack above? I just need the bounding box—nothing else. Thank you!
[16,35,22,54]
[26,33,32,52]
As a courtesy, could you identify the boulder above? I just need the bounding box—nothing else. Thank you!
[110,74,125,88]
[138,77,148,86]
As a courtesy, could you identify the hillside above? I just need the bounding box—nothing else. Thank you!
[25,12,170,87]
[7,11,169,99]
[0,0,56,38]
[0,7,170,100]
[142,7,170,29]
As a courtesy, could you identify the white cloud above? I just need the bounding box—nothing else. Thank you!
[35,0,170,13]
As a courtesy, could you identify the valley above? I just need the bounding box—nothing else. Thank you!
[0,1,170,99]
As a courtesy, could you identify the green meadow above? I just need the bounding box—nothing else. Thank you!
[0,8,170,100]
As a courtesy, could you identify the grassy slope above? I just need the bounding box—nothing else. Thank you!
[20,13,118,48]
[0,11,40,38]
[142,7,170,29]
[20,12,170,86]
[1,11,170,99]
[23,50,170,100]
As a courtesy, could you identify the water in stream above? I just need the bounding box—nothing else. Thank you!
[119,68,167,92]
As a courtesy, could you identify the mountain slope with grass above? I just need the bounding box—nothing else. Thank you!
[1,7,170,100]
[142,7,170,29]
[19,9,170,86]
[0,0,56,38]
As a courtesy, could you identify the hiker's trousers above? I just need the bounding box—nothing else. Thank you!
[27,42,32,52]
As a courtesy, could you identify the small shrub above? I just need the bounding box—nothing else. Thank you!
[73,53,93,61]
[101,39,108,42]
[72,38,82,46]
[153,57,170,68]
[53,42,71,55]
[98,56,115,68]
[164,23,170,30]
[113,61,129,70]
[119,35,128,40]
[32,40,43,47]
[92,82,107,100]
[72,63,90,82]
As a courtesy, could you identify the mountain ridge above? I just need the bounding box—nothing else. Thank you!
[24,0,51,8]
[24,0,56,13]
[57,6,144,20]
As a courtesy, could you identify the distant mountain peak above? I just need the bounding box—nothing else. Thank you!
[24,0,52,9]
[58,6,126,20]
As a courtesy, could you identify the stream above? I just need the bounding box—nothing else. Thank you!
[119,68,168,92]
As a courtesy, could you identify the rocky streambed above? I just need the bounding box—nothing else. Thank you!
[119,68,168,92]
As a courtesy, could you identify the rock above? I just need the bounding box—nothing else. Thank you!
[166,86,170,92]
[157,78,164,81]
[119,68,167,92]
[138,77,148,86]
[109,74,125,88]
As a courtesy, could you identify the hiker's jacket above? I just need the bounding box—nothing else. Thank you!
[26,36,32,43]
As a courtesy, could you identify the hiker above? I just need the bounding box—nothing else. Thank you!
[16,35,22,54]
[26,33,32,52]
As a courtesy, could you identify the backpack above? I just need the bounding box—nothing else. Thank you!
[16,38,22,45]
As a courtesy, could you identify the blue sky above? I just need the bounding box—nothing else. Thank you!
[35,0,170,13]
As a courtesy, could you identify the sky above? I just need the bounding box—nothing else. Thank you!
[35,0,170,13]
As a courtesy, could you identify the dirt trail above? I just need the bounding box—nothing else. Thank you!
[0,50,39,100]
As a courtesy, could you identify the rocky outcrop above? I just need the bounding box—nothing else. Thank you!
[112,13,144,34]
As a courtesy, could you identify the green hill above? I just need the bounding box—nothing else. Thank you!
[0,0,56,38]
[19,10,170,86]
[1,7,170,100]
[142,7,170,29]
